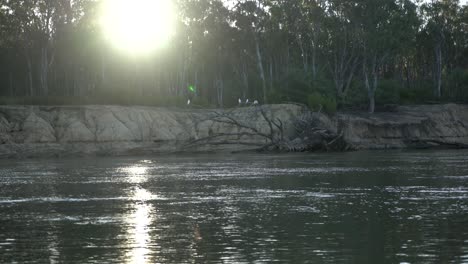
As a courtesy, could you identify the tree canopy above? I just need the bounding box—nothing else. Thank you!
[0,0,467,113]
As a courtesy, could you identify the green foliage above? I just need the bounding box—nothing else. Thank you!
[342,81,368,110]
[444,68,468,102]
[267,89,288,104]
[270,69,335,106]
[399,85,434,104]
[0,0,466,111]
[277,68,312,103]
[310,74,336,98]
[376,79,401,105]
[307,92,337,114]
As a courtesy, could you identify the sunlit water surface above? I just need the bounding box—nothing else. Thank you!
[1,150,468,263]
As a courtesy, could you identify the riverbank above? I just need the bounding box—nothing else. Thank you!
[0,103,466,158]
[338,104,468,150]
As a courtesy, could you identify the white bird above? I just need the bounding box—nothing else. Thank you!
[238,98,242,105]
[187,99,191,105]
[253,100,259,105]
[246,99,249,104]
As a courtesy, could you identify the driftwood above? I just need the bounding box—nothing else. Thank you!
[186,105,350,152]
[186,105,288,150]
[291,111,350,151]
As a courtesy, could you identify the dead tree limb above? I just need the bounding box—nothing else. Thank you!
[186,105,287,150]
[187,106,351,152]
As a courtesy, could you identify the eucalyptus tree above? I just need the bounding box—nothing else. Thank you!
[0,0,89,96]
[296,0,326,78]
[322,0,361,105]
[232,0,269,103]
[0,2,15,95]
[421,0,462,98]
[29,0,59,95]
[0,0,467,109]
[0,0,37,95]
[310,1,328,78]
[353,0,419,113]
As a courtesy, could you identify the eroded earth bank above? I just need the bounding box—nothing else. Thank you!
[0,103,467,158]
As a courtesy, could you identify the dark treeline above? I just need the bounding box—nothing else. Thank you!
[0,0,467,112]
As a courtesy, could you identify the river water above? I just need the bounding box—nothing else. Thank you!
[0,150,468,263]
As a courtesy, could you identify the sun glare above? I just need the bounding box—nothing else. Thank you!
[101,0,176,55]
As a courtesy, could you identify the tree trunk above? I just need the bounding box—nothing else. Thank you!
[26,56,33,96]
[371,68,378,113]
[64,67,69,95]
[332,48,357,105]
[181,58,188,96]
[8,71,13,96]
[297,35,308,73]
[311,46,317,79]
[285,38,290,88]
[101,53,106,88]
[241,62,248,99]
[215,77,224,108]
[269,57,273,91]
[254,34,267,103]
[311,32,317,79]
[73,66,78,96]
[368,89,375,114]
[434,43,442,98]
[363,57,378,114]
[194,69,199,95]
[39,47,49,96]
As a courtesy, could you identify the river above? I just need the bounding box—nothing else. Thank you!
[0,150,468,263]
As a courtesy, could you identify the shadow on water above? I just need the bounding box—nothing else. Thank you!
[0,150,468,263]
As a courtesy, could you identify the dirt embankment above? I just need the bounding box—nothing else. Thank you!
[338,104,468,149]
[0,103,466,158]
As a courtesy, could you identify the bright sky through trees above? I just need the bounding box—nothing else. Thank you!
[0,0,467,111]
[100,0,176,55]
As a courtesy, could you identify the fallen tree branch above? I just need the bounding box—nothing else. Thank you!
[187,106,351,152]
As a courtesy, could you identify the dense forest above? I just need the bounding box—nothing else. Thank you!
[0,0,467,112]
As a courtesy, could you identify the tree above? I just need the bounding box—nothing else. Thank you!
[354,0,419,113]
[233,0,269,103]
[421,0,461,98]
[323,0,361,104]
[0,0,466,111]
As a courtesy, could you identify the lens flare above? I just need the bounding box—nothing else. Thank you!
[100,0,176,55]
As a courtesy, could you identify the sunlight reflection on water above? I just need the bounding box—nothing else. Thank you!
[1,152,468,263]
[122,166,149,184]
[127,200,153,264]
[123,165,154,264]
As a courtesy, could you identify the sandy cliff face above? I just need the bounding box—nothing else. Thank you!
[0,104,303,158]
[0,103,467,158]
[338,104,468,149]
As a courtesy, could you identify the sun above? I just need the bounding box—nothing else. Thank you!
[101,0,176,55]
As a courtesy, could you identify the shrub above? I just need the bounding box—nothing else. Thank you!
[307,92,337,114]
[399,85,434,104]
[341,80,368,110]
[445,68,468,102]
[376,79,401,105]
[267,89,288,104]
